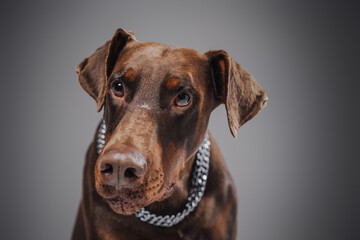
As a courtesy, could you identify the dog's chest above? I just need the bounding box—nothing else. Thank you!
[93,207,200,240]
[95,225,194,240]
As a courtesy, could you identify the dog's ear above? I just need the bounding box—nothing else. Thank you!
[206,50,268,138]
[76,28,136,111]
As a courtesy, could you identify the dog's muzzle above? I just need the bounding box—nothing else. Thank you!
[95,119,211,227]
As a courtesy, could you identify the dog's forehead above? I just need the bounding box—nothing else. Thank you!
[116,42,207,76]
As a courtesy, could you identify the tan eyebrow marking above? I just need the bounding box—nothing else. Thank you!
[124,68,136,82]
[165,77,180,89]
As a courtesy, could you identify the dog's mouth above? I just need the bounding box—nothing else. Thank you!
[101,184,174,215]
[160,183,175,200]
[96,172,177,215]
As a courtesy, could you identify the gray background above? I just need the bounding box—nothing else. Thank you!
[1,0,359,239]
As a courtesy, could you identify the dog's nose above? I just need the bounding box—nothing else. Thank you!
[97,147,147,188]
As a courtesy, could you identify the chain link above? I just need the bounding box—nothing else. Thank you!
[97,119,211,227]
[96,119,106,154]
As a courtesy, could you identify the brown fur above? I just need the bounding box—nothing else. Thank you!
[72,28,267,240]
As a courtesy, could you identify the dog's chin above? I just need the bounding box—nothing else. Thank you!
[100,184,176,215]
[105,196,145,215]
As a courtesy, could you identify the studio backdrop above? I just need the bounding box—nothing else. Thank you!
[1,0,359,240]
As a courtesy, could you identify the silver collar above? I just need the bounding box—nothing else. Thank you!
[96,119,210,227]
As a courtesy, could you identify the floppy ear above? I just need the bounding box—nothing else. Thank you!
[206,50,268,138]
[76,28,136,111]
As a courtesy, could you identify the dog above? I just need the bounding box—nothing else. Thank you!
[72,28,267,240]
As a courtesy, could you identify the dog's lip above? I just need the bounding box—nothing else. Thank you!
[164,183,175,194]
[102,184,171,203]
[101,191,136,201]
[160,183,175,200]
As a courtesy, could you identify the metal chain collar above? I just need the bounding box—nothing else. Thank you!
[96,119,211,227]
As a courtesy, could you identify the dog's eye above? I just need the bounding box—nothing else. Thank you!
[111,81,124,97]
[174,93,191,107]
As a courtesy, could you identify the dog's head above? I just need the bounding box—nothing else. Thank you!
[77,28,267,215]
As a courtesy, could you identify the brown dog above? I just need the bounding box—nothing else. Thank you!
[72,28,267,240]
